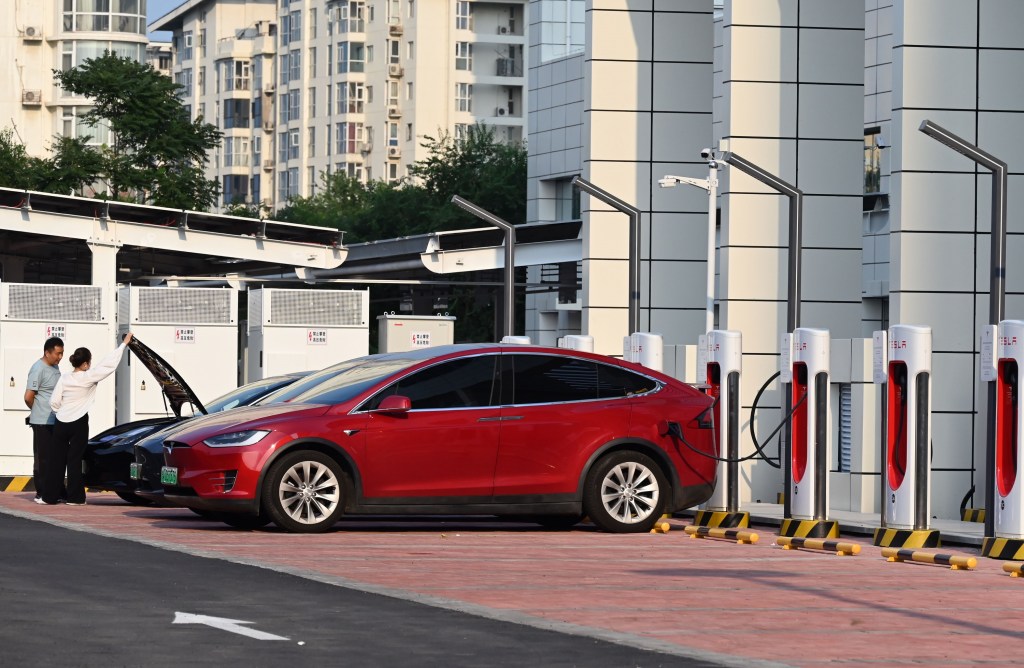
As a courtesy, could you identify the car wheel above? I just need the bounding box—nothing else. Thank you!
[262,450,345,533]
[583,451,667,533]
[115,491,154,506]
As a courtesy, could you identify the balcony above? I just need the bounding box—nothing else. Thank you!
[495,58,522,77]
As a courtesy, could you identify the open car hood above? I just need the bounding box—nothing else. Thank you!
[126,336,206,418]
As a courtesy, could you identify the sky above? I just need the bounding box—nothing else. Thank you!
[147,0,181,38]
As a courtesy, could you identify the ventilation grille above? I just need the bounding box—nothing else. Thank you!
[267,290,365,326]
[6,284,103,322]
[838,383,852,473]
[248,289,263,333]
[136,288,233,324]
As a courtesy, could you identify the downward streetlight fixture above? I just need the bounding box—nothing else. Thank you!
[919,119,1008,542]
[659,150,722,335]
[450,195,516,339]
[570,176,641,335]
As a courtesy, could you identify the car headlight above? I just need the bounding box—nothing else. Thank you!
[202,430,270,448]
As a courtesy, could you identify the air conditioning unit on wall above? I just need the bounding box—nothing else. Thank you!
[388,64,404,78]
[22,25,42,40]
[387,106,401,118]
[387,146,401,159]
[495,107,506,116]
[21,90,42,106]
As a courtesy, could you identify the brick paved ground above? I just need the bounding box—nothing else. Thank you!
[3,492,1023,667]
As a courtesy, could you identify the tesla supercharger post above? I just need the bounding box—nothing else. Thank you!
[985,320,1024,558]
[624,332,663,373]
[781,327,838,538]
[871,325,939,548]
[694,330,747,528]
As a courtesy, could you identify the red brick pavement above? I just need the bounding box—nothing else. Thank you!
[4,492,1024,667]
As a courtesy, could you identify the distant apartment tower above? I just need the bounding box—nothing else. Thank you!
[0,0,150,160]
[153,0,528,212]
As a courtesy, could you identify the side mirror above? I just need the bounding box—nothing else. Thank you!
[374,394,411,414]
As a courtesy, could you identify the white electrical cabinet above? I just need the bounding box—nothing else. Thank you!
[377,314,456,353]
[247,288,369,381]
[0,282,114,475]
[116,286,238,423]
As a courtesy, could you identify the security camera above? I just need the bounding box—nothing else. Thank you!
[657,177,676,188]
[876,136,888,149]
[700,148,713,159]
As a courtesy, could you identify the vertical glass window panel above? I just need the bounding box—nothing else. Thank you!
[289,10,301,43]
[308,86,316,118]
[289,128,300,160]
[388,122,398,146]
[253,57,263,92]
[387,80,399,105]
[387,0,399,23]
[308,166,316,196]
[336,82,345,114]
[510,355,600,404]
[864,131,882,194]
[455,83,472,112]
[253,135,262,165]
[337,41,348,73]
[408,0,414,18]
[406,81,413,100]
[198,66,206,94]
[335,123,344,155]
[279,54,289,84]
[182,31,193,60]
[278,131,289,161]
[407,40,414,59]
[280,14,291,46]
[309,47,316,78]
[406,123,412,141]
[279,93,288,123]
[389,39,400,64]
[289,50,301,82]
[351,43,365,72]
[455,42,472,71]
[309,8,317,39]
[308,126,315,157]
[455,1,472,30]
[289,92,300,124]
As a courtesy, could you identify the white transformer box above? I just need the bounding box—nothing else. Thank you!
[377,314,456,353]
[116,286,238,423]
[247,288,369,381]
[0,282,115,475]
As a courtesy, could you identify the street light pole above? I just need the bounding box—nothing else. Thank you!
[719,151,804,520]
[450,195,517,339]
[570,176,642,335]
[918,119,1008,542]
[659,157,720,334]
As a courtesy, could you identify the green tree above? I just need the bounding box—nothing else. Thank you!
[0,128,43,190]
[53,52,222,210]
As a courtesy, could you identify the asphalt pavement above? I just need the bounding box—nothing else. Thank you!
[0,512,722,667]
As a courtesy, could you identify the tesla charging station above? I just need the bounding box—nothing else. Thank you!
[624,332,663,372]
[246,287,369,381]
[984,319,1024,557]
[693,330,747,527]
[871,325,939,547]
[117,286,238,423]
[780,327,838,537]
[0,282,115,476]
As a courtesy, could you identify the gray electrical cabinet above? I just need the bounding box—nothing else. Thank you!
[377,314,456,353]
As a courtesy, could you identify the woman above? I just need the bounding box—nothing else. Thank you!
[41,332,133,506]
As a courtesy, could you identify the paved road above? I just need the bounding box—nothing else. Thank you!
[0,513,722,667]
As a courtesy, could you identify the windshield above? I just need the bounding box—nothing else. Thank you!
[204,374,304,413]
[286,357,425,406]
[257,357,372,405]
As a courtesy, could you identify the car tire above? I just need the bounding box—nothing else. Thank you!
[261,450,345,533]
[115,490,154,506]
[583,451,668,533]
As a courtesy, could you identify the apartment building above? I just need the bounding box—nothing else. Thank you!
[153,0,528,211]
[1,0,150,159]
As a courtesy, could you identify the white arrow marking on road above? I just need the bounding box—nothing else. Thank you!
[173,612,290,641]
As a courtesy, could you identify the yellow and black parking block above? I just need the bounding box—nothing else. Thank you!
[961,508,986,523]
[0,476,35,493]
[873,528,941,549]
[692,510,750,528]
[882,547,977,570]
[779,518,839,539]
[982,537,1024,560]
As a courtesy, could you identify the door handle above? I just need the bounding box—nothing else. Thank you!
[477,416,524,422]
[477,416,502,422]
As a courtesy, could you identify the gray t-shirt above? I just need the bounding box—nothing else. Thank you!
[27,359,61,425]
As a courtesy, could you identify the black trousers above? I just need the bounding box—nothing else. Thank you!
[45,415,89,504]
[30,424,53,497]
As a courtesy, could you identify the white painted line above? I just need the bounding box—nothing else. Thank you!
[173,612,289,641]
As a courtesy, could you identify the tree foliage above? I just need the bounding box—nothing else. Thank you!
[52,52,222,209]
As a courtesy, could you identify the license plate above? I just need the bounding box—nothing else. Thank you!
[160,466,178,486]
[129,463,141,480]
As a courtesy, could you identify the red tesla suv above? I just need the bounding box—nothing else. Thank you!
[161,344,717,533]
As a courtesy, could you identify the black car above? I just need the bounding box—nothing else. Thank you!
[82,336,307,504]
[131,356,372,505]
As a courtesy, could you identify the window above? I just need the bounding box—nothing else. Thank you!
[223,99,250,129]
[387,0,400,24]
[387,80,399,105]
[455,82,472,112]
[308,166,316,196]
[278,131,289,162]
[387,122,399,147]
[554,178,581,220]
[253,135,262,166]
[309,47,317,78]
[223,137,250,167]
[455,1,472,30]
[289,50,301,83]
[363,356,499,411]
[289,9,301,42]
[338,82,365,113]
[182,32,194,60]
[406,123,412,141]
[278,92,289,123]
[455,42,472,71]
[388,39,400,64]
[507,356,655,405]
[337,41,365,73]
[279,54,289,85]
[408,0,415,18]
[222,60,250,92]
[308,86,316,117]
[308,126,316,157]
[338,1,365,33]
[289,90,300,122]
[177,68,193,97]
[308,7,317,39]
[199,29,207,57]
[406,81,413,100]
[336,122,363,154]
[63,0,147,35]
[865,129,882,194]
[388,162,398,182]
[198,66,206,95]
[407,40,414,59]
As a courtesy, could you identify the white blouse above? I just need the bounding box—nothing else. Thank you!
[51,343,128,423]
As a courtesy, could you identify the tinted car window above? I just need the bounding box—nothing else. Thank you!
[204,375,302,412]
[510,355,600,404]
[257,358,370,404]
[289,357,424,406]
[597,363,658,398]
[363,355,499,410]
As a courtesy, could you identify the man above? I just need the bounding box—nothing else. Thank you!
[25,337,63,503]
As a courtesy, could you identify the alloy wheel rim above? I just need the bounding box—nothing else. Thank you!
[278,460,340,525]
[600,461,659,524]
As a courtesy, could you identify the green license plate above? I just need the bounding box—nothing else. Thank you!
[160,466,178,486]
[129,463,141,480]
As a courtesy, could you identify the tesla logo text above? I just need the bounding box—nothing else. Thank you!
[175,327,196,343]
[796,342,807,350]
[307,329,327,345]
[999,336,1018,346]
[891,340,906,349]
